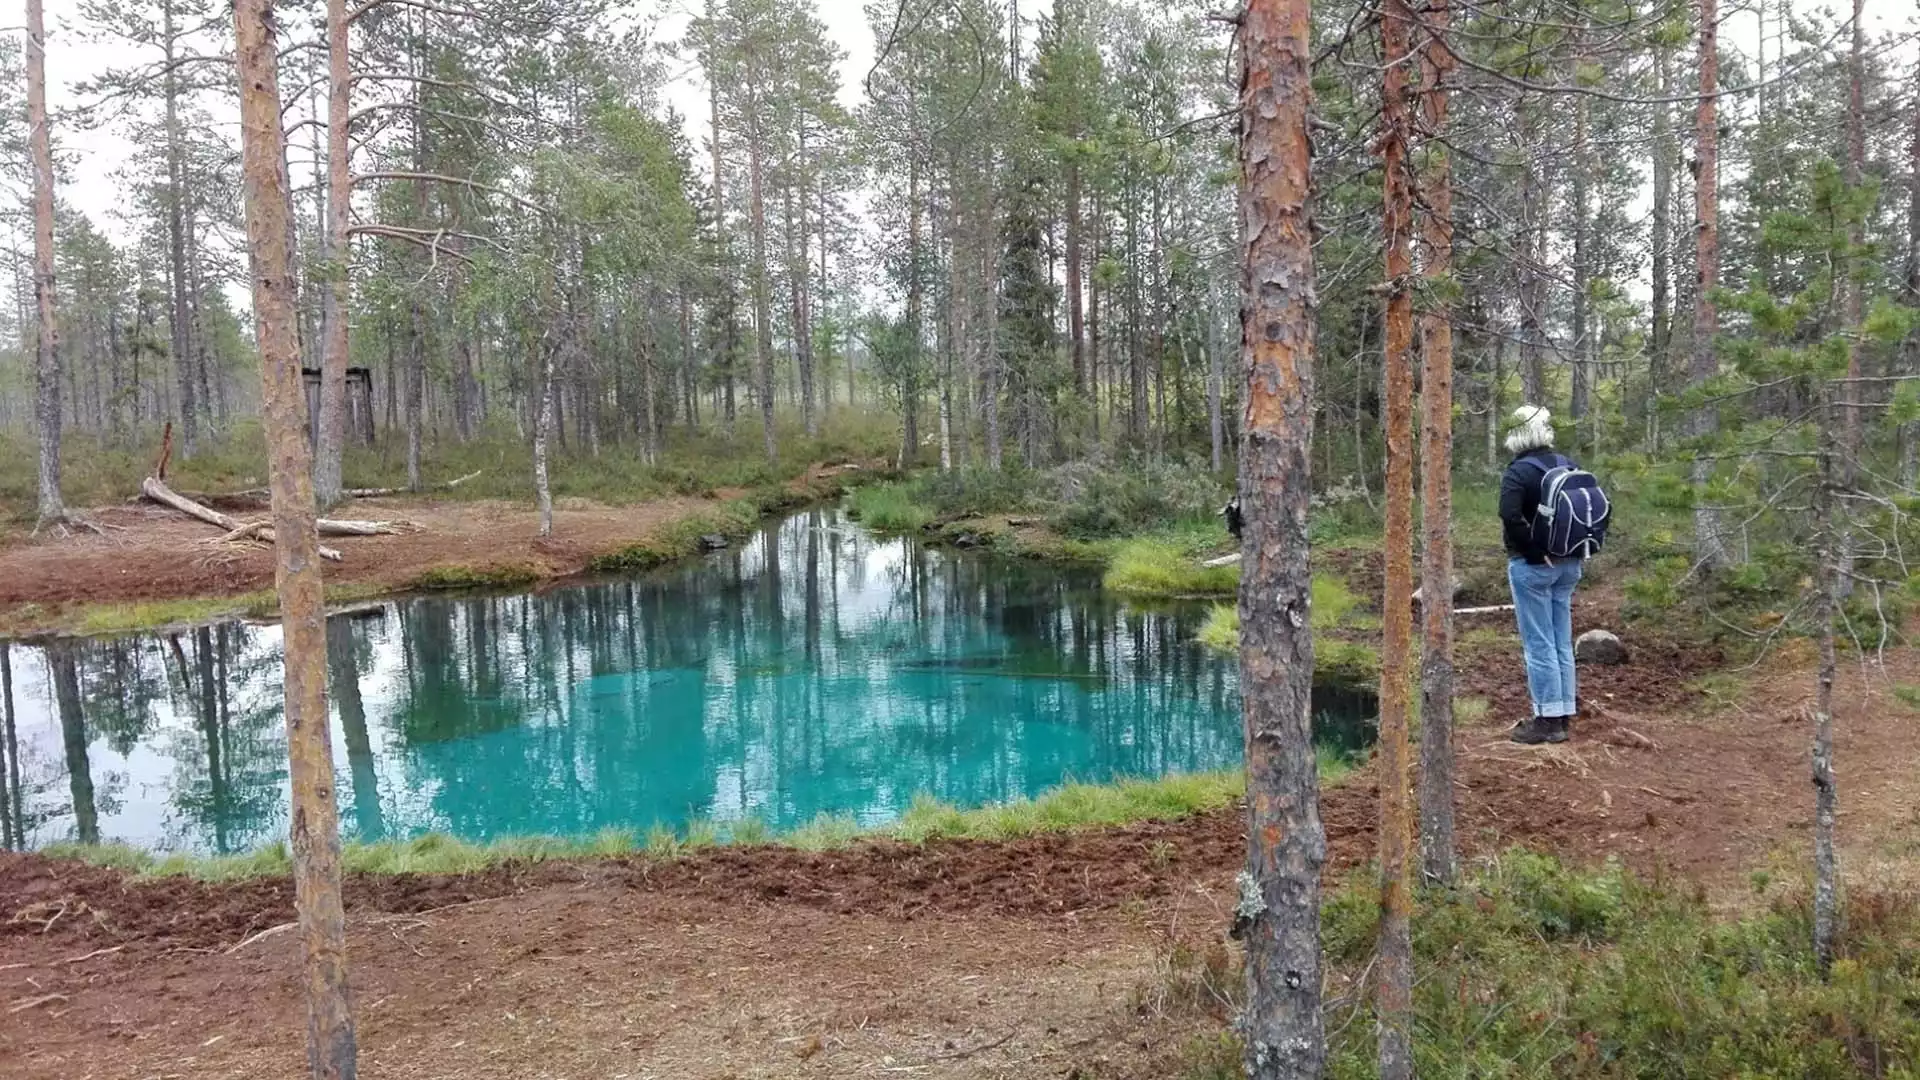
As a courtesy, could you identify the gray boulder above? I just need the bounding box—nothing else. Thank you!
[1575,629,1628,665]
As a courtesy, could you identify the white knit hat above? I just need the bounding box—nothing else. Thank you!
[1504,405,1554,455]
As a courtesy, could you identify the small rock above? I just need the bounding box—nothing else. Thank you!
[1575,629,1628,665]
[697,534,730,552]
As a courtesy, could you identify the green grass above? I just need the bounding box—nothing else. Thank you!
[408,563,541,591]
[1196,605,1384,688]
[845,481,935,533]
[0,582,390,640]
[1194,574,1362,638]
[1104,540,1240,597]
[1174,850,1920,1079]
[585,500,762,573]
[38,767,1371,882]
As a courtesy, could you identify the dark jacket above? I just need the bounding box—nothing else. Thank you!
[1500,447,1570,563]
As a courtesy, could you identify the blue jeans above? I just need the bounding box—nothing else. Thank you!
[1508,557,1582,718]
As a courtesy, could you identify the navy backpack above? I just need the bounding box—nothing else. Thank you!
[1530,454,1611,559]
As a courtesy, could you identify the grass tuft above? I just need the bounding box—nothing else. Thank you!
[1104,541,1239,597]
[845,482,934,534]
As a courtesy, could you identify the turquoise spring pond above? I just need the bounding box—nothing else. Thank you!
[0,507,1375,854]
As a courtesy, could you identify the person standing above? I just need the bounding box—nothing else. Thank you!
[1498,405,1602,744]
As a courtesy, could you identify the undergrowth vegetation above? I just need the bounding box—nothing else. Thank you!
[1160,851,1920,1079]
[0,411,900,528]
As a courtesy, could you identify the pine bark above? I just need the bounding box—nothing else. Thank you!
[1236,0,1327,1074]
[1416,0,1457,888]
[313,0,351,508]
[28,0,63,524]
[1690,0,1729,569]
[232,1,358,1072]
[1376,0,1418,1074]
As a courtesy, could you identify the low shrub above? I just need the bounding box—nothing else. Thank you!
[1187,852,1920,1079]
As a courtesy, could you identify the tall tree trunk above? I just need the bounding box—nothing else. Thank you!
[1518,106,1546,408]
[27,0,62,525]
[1901,58,1920,488]
[1690,0,1730,570]
[1067,161,1085,399]
[903,152,924,466]
[1237,0,1327,1074]
[405,95,428,492]
[706,53,737,441]
[406,302,425,490]
[232,0,358,1073]
[1208,275,1224,472]
[1416,0,1457,888]
[1811,381,1841,976]
[534,323,557,537]
[795,131,818,439]
[313,0,351,509]
[1836,0,1865,594]
[1375,1,1417,1075]
[746,91,776,463]
[164,0,198,458]
[1569,85,1591,450]
[1650,47,1674,450]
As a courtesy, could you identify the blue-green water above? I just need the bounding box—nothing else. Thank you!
[0,508,1374,854]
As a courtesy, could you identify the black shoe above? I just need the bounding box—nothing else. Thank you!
[1509,716,1563,745]
[1548,716,1571,744]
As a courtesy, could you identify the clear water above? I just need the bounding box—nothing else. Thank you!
[0,508,1375,854]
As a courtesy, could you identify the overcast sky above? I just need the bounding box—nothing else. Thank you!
[38,0,888,247]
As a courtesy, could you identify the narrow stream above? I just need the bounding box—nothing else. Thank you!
[0,507,1375,854]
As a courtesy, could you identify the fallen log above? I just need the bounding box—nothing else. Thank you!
[140,476,391,560]
[143,476,405,538]
[341,469,482,499]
